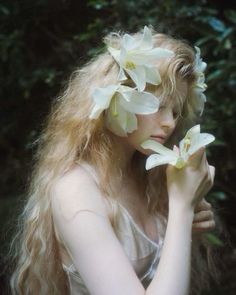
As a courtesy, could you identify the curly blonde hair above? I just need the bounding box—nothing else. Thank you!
[10,28,220,294]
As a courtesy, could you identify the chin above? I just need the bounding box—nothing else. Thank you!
[135,147,153,156]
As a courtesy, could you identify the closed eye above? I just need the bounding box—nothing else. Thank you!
[159,105,180,120]
[173,109,180,120]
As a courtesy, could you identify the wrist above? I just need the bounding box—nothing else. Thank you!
[168,199,195,220]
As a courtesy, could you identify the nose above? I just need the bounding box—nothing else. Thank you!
[158,107,175,130]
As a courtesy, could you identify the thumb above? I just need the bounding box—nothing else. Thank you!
[188,147,205,168]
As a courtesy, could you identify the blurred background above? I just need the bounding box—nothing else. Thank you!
[0,0,236,294]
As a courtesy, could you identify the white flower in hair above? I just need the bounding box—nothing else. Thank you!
[107,26,174,91]
[141,125,215,169]
[89,84,160,136]
[193,46,207,115]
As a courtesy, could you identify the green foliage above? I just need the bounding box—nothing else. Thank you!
[205,233,224,247]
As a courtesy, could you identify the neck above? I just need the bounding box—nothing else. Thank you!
[111,134,147,189]
[117,147,135,179]
[110,134,135,175]
[107,133,148,206]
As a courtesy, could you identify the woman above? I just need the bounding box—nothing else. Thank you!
[11,26,217,295]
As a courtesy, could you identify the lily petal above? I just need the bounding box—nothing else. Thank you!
[118,85,134,101]
[89,104,104,119]
[141,140,177,157]
[145,47,174,60]
[126,112,138,133]
[192,92,206,115]
[201,93,207,103]
[185,124,200,138]
[119,47,128,67]
[119,90,160,114]
[107,47,120,63]
[143,124,215,171]
[128,48,173,65]
[106,98,138,136]
[179,125,200,157]
[92,84,118,106]
[126,66,146,91]
[145,66,162,85]
[188,133,215,155]
[122,34,137,51]
[117,67,127,81]
[195,46,207,73]
[89,85,118,119]
[138,26,153,50]
[106,119,127,137]
[146,154,177,170]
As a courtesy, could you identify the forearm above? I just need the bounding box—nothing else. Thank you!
[146,202,194,295]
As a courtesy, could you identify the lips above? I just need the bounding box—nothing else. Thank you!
[150,135,166,143]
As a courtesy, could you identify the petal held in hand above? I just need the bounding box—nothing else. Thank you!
[141,124,215,170]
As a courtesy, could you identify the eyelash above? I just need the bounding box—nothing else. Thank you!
[173,110,179,119]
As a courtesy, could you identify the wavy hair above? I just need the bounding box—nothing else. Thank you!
[10,28,221,294]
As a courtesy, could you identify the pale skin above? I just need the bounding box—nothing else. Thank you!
[51,79,215,295]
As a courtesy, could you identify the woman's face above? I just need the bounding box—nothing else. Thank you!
[125,79,188,156]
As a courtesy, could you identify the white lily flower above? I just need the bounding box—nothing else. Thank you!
[89,84,160,136]
[89,84,119,119]
[195,46,207,74]
[193,47,207,115]
[108,26,174,91]
[141,124,215,170]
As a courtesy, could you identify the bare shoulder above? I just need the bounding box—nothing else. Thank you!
[50,166,145,295]
[51,164,110,220]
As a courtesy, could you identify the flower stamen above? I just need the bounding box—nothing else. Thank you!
[175,157,185,169]
[183,138,191,153]
[125,61,136,70]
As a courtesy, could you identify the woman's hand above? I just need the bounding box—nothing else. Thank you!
[192,198,216,236]
[167,148,215,212]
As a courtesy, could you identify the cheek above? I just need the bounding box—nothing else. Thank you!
[126,116,155,153]
[135,116,154,138]
[137,114,156,130]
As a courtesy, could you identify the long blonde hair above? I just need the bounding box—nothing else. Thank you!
[10,28,220,294]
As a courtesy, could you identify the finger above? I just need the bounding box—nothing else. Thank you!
[193,210,214,222]
[209,165,215,182]
[194,199,212,212]
[193,161,213,205]
[192,220,216,232]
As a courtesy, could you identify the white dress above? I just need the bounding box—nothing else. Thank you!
[54,163,166,294]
